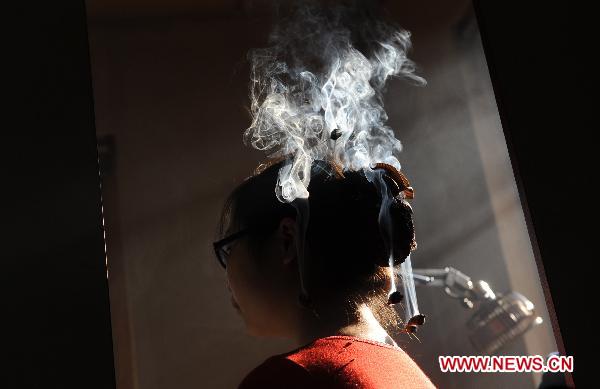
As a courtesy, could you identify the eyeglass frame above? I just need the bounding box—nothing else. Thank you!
[213,228,249,269]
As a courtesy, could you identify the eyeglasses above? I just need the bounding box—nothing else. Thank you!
[213,228,248,269]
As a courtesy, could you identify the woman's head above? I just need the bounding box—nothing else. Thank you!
[217,159,416,339]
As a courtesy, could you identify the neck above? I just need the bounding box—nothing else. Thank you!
[293,302,398,348]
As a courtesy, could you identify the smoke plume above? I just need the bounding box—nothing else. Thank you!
[244,2,426,203]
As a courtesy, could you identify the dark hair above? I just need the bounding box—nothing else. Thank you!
[218,159,416,332]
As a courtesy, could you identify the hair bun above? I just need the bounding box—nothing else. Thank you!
[387,197,417,266]
[370,163,417,267]
[372,162,414,200]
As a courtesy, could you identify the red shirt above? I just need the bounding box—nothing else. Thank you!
[238,335,436,388]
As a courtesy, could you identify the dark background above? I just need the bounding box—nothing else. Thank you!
[4,1,589,388]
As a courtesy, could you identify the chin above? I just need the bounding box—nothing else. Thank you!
[244,321,277,338]
[245,325,266,337]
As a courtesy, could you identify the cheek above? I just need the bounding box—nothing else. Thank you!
[226,245,282,332]
[226,257,253,305]
[227,247,269,311]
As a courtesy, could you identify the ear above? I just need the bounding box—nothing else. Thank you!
[277,217,297,265]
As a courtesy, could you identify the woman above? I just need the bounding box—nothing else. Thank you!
[215,159,435,388]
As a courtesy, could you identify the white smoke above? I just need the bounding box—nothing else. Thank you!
[244,3,426,203]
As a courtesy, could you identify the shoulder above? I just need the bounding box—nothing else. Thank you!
[238,336,436,389]
[238,354,332,389]
[287,336,436,388]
